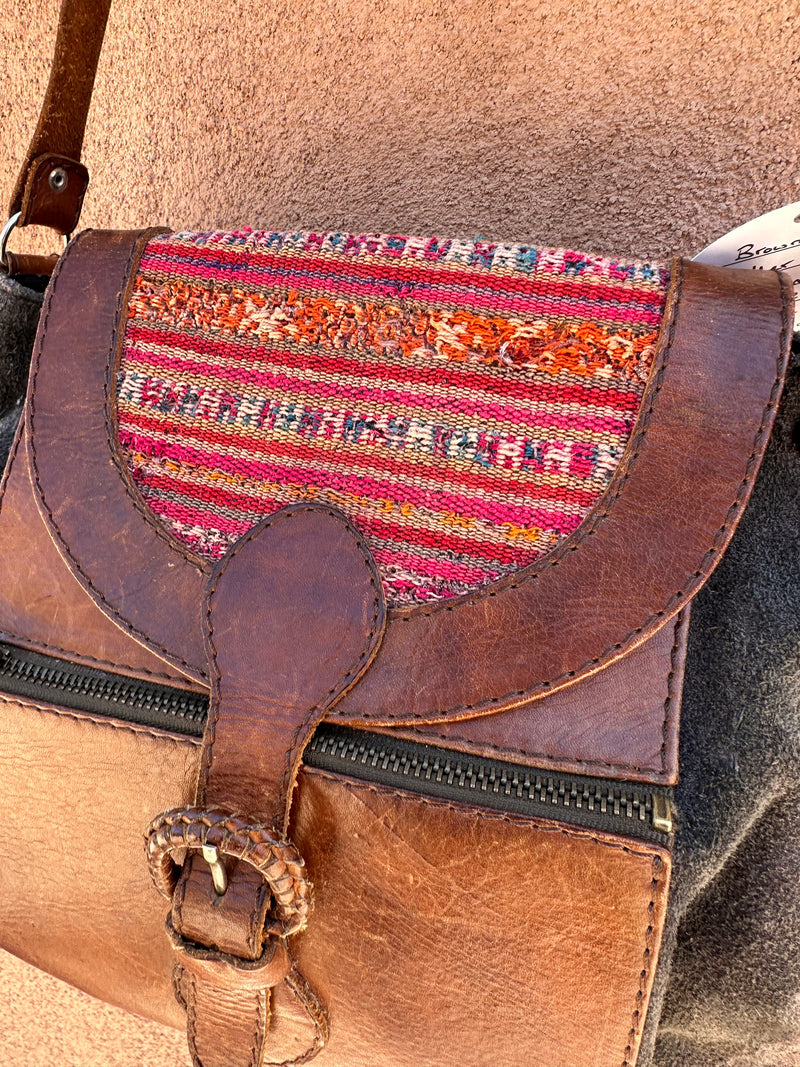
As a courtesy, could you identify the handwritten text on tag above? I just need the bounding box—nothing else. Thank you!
[694,202,800,330]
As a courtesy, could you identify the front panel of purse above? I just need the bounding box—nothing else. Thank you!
[0,225,791,1066]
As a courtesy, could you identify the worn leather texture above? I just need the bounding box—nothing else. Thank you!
[15,227,792,782]
[0,4,796,1065]
[0,693,670,1067]
[0,419,206,687]
[8,0,110,233]
[386,609,688,785]
[16,152,89,235]
[0,409,688,783]
[165,506,386,1067]
[3,250,59,278]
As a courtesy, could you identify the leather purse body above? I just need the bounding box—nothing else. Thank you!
[0,3,794,1066]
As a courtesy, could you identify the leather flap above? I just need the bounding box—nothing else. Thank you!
[17,229,793,746]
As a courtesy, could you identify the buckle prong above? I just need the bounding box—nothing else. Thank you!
[201,843,228,896]
[146,806,312,935]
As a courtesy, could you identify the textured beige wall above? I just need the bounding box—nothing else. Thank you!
[0,948,191,1067]
[0,2,799,1064]
[1,0,799,263]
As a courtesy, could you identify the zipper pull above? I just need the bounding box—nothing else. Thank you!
[652,794,674,834]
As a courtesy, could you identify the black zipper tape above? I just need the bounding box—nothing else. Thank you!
[0,640,673,841]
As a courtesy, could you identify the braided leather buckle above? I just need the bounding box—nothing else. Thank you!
[145,806,313,937]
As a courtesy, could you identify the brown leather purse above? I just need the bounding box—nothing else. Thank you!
[0,3,793,1066]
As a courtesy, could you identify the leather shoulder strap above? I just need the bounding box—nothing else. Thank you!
[9,0,111,235]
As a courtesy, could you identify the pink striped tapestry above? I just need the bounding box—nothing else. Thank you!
[115,230,669,607]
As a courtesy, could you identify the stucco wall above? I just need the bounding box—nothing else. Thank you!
[1,2,799,1065]
[2,0,799,261]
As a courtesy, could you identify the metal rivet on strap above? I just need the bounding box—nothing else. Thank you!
[48,167,68,193]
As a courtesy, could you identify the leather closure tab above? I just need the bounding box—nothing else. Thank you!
[198,504,386,832]
[159,504,386,1066]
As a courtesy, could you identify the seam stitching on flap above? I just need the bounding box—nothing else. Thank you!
[4,692,202,745]
[400,619,680,776]
[660,613,683,774]
[0,629,195,686]
[27,230,207,678]
[336,262,790,719]
[103,232,207,569]
[397,726,672,777]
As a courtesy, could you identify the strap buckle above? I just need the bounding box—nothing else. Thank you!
[145,805,313,937]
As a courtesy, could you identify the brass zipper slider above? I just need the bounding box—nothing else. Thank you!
[652,794,674,834]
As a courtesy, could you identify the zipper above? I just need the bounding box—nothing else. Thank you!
[0,640,673,843]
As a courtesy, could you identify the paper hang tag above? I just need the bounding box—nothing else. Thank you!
[693,202,800,331]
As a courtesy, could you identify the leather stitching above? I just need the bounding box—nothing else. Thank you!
[392,729,675,779]
[24,249,790,729]
[334,260,792,719]
[304,767,669,859]
[398,617,681,778]
[186,971,202,1067]
[197,506,376,1065]
[173,964,188,1011]
[248,988,268,1067]
[0,398,193,689]
[390,260,683,626]
[103,228,209,571]
[660,610,684,774]
[265,965,330,1067]
[622,856,664,1067]
[27,228,209,680]
[310,755,670,1063]
[274,512,383,829]
[201,506,383,826]
[3,692,202,746]
[0,628,196,687]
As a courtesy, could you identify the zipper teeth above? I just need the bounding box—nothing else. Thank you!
[0,642,672,838]
[0,646,208,722]
[306,727,658,824]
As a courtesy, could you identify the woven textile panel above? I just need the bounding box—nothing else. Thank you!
[115,231,669,607]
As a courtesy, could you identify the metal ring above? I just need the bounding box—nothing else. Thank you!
[145,805,313,936]
[0,212,69,271]
[0,212,21,270]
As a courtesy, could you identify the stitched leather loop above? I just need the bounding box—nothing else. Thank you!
[17,153,89,235]
[10,0,112,230]
[145,806,313,937]
[167,917,292,991]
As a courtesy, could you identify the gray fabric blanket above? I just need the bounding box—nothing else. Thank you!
[643,340,800,1067]
[1,271,798,1065]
